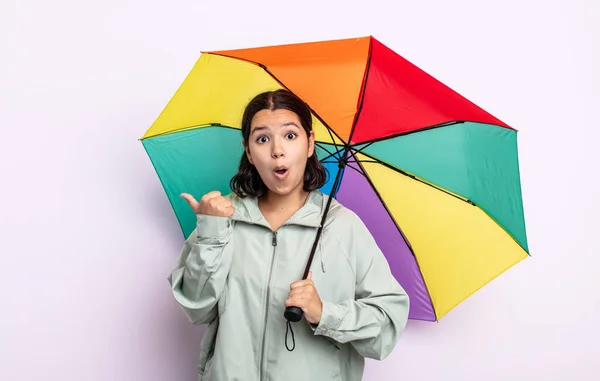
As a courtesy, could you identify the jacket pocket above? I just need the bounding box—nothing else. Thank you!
[324,336,341,350]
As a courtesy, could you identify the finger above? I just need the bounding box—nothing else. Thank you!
[291,279,314,289]
[284,298,295,307]
[307,271,312,280]
[212,200,234,216]
[202,190,222,201]
[290,280,305,289]
[285,296,306,308]
[289,286,315,299]
[211,198,233,210]
[180,193,198,208]
[289,287,309,296]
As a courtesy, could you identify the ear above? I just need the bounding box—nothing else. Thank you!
[243,140,254,164]
[307,130,315,158]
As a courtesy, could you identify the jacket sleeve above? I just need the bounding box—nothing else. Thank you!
[167,214,234,325]
[312,216,410,360]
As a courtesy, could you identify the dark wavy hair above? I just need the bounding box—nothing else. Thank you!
[230,89,328,198]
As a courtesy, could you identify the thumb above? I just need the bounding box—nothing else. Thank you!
[180,193,198,208]
[306,271,312,280]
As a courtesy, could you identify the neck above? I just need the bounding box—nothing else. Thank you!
[260,188,310,213]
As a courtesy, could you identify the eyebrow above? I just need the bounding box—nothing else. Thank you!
[251,122,300,135]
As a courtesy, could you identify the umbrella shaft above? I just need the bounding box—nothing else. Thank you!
[302,148,349,280]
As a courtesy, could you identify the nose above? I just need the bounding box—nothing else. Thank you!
[271,140,284,158]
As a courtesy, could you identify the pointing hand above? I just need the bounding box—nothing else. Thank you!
[180,191,235,217]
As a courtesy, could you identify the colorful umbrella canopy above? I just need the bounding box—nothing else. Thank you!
[140,36,529,322]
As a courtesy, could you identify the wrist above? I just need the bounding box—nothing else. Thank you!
[306,300,323,325]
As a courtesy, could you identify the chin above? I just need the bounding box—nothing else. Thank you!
[268,187,294,196]
[266,181,304,197]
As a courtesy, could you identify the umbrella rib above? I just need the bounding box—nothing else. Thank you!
[354,152,530,256]
[141,123,240,140]
[346,37,374,145]
[325,145,476,208]
[315,141,348,159]
[206,52,347,147]
[350,121,465,146]
[350,154,439,321]
[356,150,478,207]
[350,141,377,156]
[343,162,363,175]
[350,159,378,163]
[318,145,348,163]
[321,156,376,166]
[346,150,414,251]
[324,123,340,148]
[315,142,337,157]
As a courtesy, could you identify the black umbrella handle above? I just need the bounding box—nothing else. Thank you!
[284,306,304,322]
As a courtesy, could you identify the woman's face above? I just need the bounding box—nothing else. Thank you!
[245,108,315,198]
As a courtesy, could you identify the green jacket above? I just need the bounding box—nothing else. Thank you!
[169,190,410,381]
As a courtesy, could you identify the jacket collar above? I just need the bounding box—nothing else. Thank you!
[229,190,327,229]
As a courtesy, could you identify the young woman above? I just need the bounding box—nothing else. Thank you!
[169,89,410,381]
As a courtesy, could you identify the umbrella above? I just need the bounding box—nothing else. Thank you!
[140,36,529,322]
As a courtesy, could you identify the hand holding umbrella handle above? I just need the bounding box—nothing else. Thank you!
[283,251,314,324]
[283,248,314,324]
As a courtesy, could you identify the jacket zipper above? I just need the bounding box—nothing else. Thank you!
[259,231,278,381]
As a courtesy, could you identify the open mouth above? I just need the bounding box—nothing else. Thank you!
[274,167,288,177]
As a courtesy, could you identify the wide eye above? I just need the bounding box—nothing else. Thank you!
[256,136,269,144]
[285,132,297,140]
